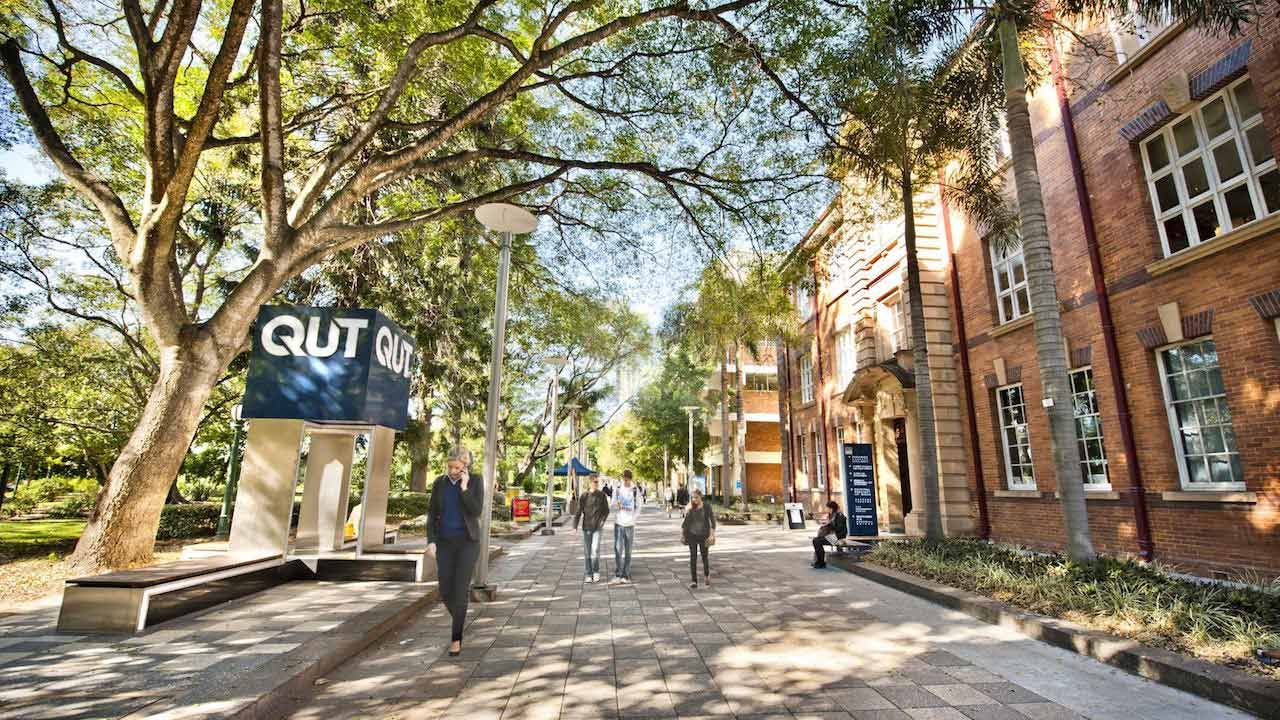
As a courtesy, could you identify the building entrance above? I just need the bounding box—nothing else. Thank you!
[894,418,912,517]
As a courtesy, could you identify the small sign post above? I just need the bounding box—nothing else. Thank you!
[512,497,531,523]
[842,443,878,537]
[783,502,807,530]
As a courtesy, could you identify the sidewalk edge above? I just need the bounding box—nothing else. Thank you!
[838,559,1280,720]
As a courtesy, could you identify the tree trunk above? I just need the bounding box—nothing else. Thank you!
[901,169,944,541]
[775,337,793,504]
[999,19,1095,561]
[718,345,731,500]
[166,477,187,505]
[69,341,227,572]
[0,463,10,513]
[734,342,748,510]
[409,390,433,492]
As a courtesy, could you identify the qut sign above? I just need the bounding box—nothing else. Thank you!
[242,306,416,430]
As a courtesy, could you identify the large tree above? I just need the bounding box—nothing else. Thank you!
[1,0,832,570]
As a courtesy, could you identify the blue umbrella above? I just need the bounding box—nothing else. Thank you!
[553,457,596,476]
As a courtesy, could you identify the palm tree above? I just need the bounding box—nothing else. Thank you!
[821,0,1014,541]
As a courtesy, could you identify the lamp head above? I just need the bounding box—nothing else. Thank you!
[475,203,538,234]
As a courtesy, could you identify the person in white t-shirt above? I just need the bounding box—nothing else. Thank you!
[609,469,640,585]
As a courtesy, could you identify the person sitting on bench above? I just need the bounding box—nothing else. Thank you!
[811,500,848,568]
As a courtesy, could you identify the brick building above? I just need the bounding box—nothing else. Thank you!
[785,13,1280,579]
[702,342,784,500]
[782,189,972,534]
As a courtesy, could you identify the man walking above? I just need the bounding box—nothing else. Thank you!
[609,469,640,585]
[426,446,485,656]
[675,482,690,518]
[574,475,609,583]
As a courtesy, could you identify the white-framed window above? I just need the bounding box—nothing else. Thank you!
[1156,338,1243,489]
[795,284,812,319]
[813,429,826,489]
[990,239,1030,324]
[1070,368,1110,488]
[1140,77,1279,257]
[876,292,911,362]
[795,432,808,489]
[835,327,856,388]
[747,373,777,391]
[1108,4,1174,64]
[800,355,814,403]
[835,426,846,489]
[996,383,1036,490]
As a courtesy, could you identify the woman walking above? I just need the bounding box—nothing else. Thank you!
[426,446,485,656]
[681,489,716,588]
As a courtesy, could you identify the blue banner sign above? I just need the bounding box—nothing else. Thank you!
[842,443,878,536]
[242,306,416,430]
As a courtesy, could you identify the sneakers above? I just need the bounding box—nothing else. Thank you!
[585,575,593,584]
[592,572,600,582]
[689,581,698,589]
[608,577,623,586]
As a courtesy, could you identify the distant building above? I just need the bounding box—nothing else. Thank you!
[701,342,785,501]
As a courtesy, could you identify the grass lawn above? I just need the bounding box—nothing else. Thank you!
[0,519,86,557]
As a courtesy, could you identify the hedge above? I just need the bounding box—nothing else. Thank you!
[387,492,429,518]
[157,502,221,540]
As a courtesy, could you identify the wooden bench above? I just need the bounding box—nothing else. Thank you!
[57,554,294,634]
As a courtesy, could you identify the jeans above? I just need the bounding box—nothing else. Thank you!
[582,528,601,575]
[688,535,709,582]
[436,535,480,641]
[812,536,834,565]
[614,525,634,578]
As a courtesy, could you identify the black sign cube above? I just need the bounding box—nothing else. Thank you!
[242,306,416,430]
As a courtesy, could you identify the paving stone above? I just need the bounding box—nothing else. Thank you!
[922,685,999,707]
[1005,704,1086,720]
[955,706,1030,720]
[970,684,1047,705]
[903,709,971,720]
[876,685,949,709]
[832,687,897,711]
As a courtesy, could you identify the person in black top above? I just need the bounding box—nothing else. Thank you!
[426,446,485,655]
[811,500,848,568]
[675,483,691,518]
[573,475,610,583]
[681,489,716,588]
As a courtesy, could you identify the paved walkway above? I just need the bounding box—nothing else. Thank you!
[0,576,434,719]
[286,504,1251,720]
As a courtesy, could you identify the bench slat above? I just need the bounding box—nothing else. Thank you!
[67,554,284,588]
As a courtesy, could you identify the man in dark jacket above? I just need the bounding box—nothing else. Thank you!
[573,475,610,582]
[426,446,486,654]
[811,500,848,568]
[675,483,691,517]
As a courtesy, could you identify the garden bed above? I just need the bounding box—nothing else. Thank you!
[866,538,1280,680]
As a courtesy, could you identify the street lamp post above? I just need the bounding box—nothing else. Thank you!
[543,357,568,536]
[681,406,699,494]
[473,203,538,596]
[216,404,245,539]
[564,403,581,498]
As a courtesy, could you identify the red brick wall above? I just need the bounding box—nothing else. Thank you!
[746,463,783,499]
[946,16,1280,579]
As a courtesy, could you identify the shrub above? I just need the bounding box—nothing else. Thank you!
[2,475,99,518]
[157,502,221,540]
[178,476,225,502]
[46,494,94,518]
[387,492,429,518]
[867,539,1280,677]
[521,477,536,494]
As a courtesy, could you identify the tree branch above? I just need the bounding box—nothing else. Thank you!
[0,40,137,255]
